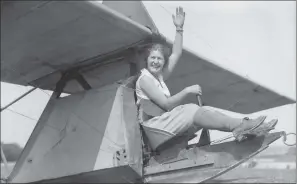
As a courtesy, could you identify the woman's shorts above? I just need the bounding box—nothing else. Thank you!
[141,103,201,135]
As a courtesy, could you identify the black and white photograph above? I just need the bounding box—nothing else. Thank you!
[1,1,296,183]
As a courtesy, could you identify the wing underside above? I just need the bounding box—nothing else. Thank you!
[1,1,294,114]
[1,1,151,89]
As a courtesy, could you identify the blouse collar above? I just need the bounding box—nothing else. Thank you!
[142,68,163,82]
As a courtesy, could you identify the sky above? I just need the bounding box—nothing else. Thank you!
[1,1,296,149]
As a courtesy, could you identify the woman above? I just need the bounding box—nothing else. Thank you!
[135,7,277,142]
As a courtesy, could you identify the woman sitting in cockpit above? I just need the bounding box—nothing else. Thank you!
[135,6,277,142]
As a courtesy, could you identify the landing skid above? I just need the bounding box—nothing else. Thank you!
[143,131,283,183]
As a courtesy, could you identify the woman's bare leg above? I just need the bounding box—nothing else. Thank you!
[192,106,277,142]
[193,107,239,131]
[193,106,265,131]
[192,106,278,141]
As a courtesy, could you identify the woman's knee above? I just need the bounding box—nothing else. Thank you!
[191,105,213,123]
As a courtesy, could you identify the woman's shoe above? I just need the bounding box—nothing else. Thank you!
[247,119,278,136]
[233,116,266,142]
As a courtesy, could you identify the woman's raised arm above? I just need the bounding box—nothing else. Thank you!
[163,7,185,80]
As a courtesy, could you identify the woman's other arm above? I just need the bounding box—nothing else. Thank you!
[139,75,189,111]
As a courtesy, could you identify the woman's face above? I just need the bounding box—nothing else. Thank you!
[147,50,165,76]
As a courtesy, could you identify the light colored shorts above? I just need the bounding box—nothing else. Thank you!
[141,104,201,135]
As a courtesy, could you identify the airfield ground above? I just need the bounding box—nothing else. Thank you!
[1,147,295,183]
[208,168,296,183]
[208,146,296,183]
[1,164,295,183]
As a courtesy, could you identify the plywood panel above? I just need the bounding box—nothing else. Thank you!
[10,84,119,183]
[10,83,143,183]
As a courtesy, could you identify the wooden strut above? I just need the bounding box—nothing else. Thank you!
[55,70,92,98]
[1,145,10,179]
[196,96,211,147]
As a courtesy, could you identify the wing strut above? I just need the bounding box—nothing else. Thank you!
[1,87,37,112]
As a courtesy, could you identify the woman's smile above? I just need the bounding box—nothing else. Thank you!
[149,63,162,74]
[151,63,161,69]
